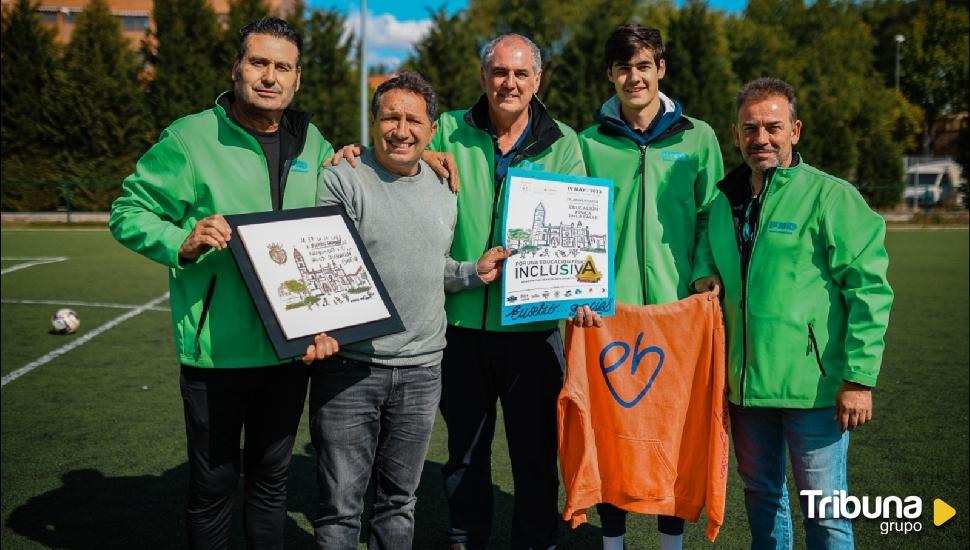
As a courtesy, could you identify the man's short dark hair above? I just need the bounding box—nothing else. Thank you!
[604,24,666,70]
[371,72,438,122]
[237,17,303,65]
[736,77,799,122]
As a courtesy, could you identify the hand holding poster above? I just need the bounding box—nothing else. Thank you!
[225,206,404,359]
[500,168,614,325]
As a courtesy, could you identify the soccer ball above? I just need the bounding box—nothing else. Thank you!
[51,308,80,334]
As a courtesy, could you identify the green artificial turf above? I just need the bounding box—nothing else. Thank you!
[1,228,967,549]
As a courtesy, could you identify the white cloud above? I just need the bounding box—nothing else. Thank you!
[344,11,432,53]
[368,53,402,68]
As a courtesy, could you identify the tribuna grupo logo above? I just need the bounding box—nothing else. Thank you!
[801,490,957,535]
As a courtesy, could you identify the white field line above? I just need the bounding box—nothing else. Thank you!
[1,298,170,312]
[886,226,969,232]
[1,256,68,275]
[1,292,170,388]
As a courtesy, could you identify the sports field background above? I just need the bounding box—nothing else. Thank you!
[1,227,967,549]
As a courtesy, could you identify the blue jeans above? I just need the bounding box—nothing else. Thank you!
[729,404,854,550]
[309,357,441,550]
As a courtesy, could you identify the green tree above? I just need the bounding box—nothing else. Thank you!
[221,0,271,69]
[291,8,359,147]
[404,7,484,113]
[636,0,678,39]
[543,0,636,131]
[854,88,922,207]
[664,0,738,164]
[956,121,969,208]
[286,0,307,39]
[0,0,61,161]
[800,1,881,179]
[54,0,150,166]
[144,0,224,130]
[723,0,922,209]
[862,0,969,153]
[465,0,588,96]
[726,0,805,85]
[899,1,968,153]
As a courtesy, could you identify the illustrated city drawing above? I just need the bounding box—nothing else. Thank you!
[506,202,607,257]
[269,240,375,311]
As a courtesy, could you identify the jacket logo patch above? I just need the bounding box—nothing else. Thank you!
[518,161,545,171]
[599,332,665,409]
[661,151,689,162]
[766,221,797,235]
[290,160,309,173]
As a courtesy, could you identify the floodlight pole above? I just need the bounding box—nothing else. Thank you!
[360,0,369,147]
[894,34,905,91]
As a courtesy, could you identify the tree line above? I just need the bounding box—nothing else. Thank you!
[1,0,967,211]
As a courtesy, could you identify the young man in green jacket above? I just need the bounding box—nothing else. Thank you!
[696,78,893,549]
[576,24,724,550]
[109,18,335,549]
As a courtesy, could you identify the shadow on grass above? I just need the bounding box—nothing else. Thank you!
[8,450,602,549]
[6,465,193,549]
[5,463,315,550]
[287,445,603,548]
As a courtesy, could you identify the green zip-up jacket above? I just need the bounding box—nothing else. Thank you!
[430,95,586,332]
[580,94,723,306]
[696,158,893,408]
[109,93,335,368]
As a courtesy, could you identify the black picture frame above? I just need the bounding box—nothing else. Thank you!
[225,205,404,360]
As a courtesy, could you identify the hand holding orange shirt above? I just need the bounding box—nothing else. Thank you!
[558,292,728,541]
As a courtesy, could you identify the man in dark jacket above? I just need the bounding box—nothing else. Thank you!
[430,33,586,550]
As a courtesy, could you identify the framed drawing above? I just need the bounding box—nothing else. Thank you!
[500,168,615,325]
[225,205,404,359]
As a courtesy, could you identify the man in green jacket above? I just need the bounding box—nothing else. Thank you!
[432,34,585,550]
[575,24,724,550]
[109,18,335,550]
[697,78,893,549]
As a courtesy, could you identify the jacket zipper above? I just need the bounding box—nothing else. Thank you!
[278,159,292,211]
[194,274,218,357]
[739,170,775,406]
[807,322,827,376]
[639,144,648,303]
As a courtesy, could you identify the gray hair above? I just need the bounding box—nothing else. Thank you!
[736,77,798,122]
[480,33,542,75]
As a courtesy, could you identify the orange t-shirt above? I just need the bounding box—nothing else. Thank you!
[558,293,728,541]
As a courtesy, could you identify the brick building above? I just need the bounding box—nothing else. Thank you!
[0,0,297,47]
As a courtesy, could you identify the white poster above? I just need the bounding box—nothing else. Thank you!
[237,216,391,339]
[501,169,614,325]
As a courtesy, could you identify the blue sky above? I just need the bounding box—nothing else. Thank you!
[311,0,747,69]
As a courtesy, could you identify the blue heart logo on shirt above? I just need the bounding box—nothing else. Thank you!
[599,332,665,409]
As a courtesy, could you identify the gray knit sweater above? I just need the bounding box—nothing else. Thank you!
[317,148,484,366]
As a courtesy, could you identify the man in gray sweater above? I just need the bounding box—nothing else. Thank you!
[301,72,508,550]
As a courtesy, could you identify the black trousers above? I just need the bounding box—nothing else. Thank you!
[596,502,685,537]
[440,326,565,550]
[180,363,310,550]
